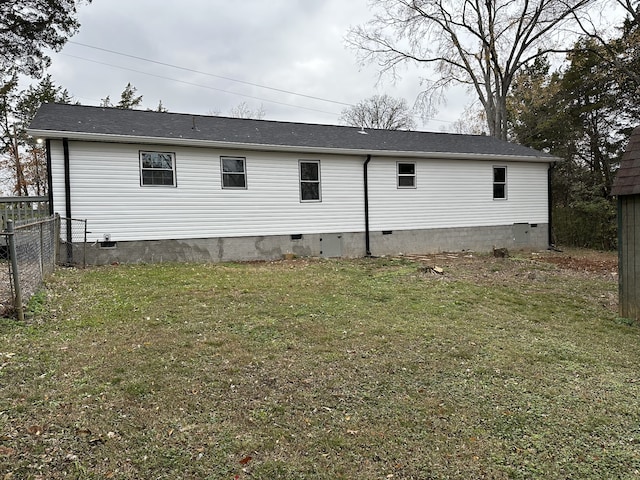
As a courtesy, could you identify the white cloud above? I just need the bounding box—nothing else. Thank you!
[39,0,470,129]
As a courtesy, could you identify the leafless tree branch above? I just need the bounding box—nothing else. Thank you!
[347,0,604,139]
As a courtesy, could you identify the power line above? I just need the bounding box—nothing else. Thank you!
[62,41,457,127]
[58,53,342,117]
[67,41,353,107]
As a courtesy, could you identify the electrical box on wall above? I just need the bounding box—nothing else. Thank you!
[99,233,117,249]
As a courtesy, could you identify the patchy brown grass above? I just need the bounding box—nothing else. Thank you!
[1,249,638,479]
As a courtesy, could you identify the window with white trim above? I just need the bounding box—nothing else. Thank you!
[299,160,321,202]
[397,162,416,188]
[140,151,176,186]
[493,166,507,199]
[221,156,247,189]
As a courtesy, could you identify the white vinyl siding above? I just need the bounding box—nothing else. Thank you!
[49,142,364,241]
[49,142,548,243]
[368,158,547,231]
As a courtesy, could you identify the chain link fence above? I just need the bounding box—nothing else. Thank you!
[58,217,88,267]
[2,216,57,319]
[0,215,88,320]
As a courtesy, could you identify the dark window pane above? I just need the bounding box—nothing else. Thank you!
[493,184,505,199]
[153,170,173,185]
[398,163,415,175]
[301,182,320,201]
[222,158,245,173]
[300,162,319,181]
[142,169,174,186]
[159,171,174,185]
[223,173,246,188]
[398,176,415,187]
[494,167,506,183]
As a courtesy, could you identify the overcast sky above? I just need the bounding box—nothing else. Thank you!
[39,0,471,131]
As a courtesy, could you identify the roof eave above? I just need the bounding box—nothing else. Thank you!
[27,129,558,163]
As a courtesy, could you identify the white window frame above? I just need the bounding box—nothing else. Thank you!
[493,165,507,200]
[140,151,176,187]
[299,160,321,202]
[397,162,416,189]
[220,156,247,189]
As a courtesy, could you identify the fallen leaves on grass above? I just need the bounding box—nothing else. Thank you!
[0,446,15,456]
[26,425,44,436]
[0,253,631,479]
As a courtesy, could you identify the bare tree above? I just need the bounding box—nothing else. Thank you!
[452,105,486,135]
[228,102,266,120]
[99,95,112,107]
[613,1,639,23]
[347,0,598,140]
[572,0,640,92]
[340,94,415,130]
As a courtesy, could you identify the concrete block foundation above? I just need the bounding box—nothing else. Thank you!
[75,223,549,265]
[370,223,549,257]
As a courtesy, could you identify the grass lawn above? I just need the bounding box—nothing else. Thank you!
[1,250,638,479]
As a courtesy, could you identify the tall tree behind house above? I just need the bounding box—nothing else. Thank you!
[347,0,603,140]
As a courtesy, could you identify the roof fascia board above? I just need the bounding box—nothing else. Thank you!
[27,129,559,163]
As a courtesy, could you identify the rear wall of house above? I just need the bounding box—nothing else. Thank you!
[49,140,549,263]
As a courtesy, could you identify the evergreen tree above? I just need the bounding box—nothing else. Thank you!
[154,100,168,113]
[0,75,73,195]
[116,83,143,109]
[0,1,91,86]
[506,39,629,249]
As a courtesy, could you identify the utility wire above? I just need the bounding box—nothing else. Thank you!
[67,41,353,107]
[63,41,456,126]
[59,53,342,117]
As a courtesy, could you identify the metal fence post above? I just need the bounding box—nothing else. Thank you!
[66,216,73,264]
[39,219,44,276]
[6,220,24,322]
[83,219,87,268]
[54,213,60,264]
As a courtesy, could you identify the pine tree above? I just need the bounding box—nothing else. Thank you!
[116,83,143,109]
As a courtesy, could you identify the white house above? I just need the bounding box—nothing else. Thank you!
[28,103,555,264]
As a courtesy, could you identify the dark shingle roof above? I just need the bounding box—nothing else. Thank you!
[612,127,640,196]
[29,103,553,160]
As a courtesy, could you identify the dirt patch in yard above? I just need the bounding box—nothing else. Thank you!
[398,247,617,294]
[537,250,618,275]
[400,247,618,279]
[398,247,619,313]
